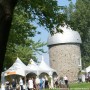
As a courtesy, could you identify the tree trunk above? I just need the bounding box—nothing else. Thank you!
[0,0,18,79]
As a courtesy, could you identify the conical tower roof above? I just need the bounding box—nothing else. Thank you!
[48,25,82,45]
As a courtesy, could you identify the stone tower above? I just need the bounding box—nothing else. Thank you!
[47,25,82,82]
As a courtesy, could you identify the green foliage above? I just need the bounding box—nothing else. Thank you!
[17,0,65,34]
[4,0,65,69]
[63,0,90,68]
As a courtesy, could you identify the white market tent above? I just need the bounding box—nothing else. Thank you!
[4,57,27,76]
[4,57,56,76]
[25,57,56,76]
[3,57,56,88]
[38,56,56,75]
[86,66,90,73]
[25,59,41,76]
[38,56,56,88]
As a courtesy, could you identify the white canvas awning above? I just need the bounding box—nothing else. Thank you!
[4,57,26,76]
[86,66,90,73]
[38,56,56,75]
[25,59,41,75]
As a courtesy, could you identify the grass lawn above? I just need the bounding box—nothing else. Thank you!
[43,82,90,90]
[69,82,90,88]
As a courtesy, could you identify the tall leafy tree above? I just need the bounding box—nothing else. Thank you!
[4,3,46,69]
[64,0,90,68]
[0,0,18,77]
[0,0,66,75]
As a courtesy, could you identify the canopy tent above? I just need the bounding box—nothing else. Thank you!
[86,66,90,73]
[4,57,26,76]
[38,56,56,75]
[25,59,41,76]
[38,56,56,88]
[3,57,56,88]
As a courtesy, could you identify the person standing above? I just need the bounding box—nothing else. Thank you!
[33,77,36,90]
[5,80,10,90]
[59,77,65,88]
[45,76,49,88]
[63,75,69,88]
[35,77,40,90]
[19,77,23,90]
[12,79,16,90]
[42,77,45,89]
[28,78,33,90]
[39,78,44,90]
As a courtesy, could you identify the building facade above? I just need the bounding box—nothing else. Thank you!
[47,25,82,82]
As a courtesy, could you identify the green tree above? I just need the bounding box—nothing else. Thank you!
[64,0,90,68]
[4,5,46,68]
[0,0,18,77]
[0,0,66,75]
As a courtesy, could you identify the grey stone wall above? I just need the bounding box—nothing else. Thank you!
[49,43,82,82]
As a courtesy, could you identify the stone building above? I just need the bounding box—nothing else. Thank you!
[47,25,82,82]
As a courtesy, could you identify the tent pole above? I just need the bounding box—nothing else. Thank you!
[1,72,5,90]
[49,74,54,89]
[24,73,27,90]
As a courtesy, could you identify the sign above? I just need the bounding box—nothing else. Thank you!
[6,72,16,75]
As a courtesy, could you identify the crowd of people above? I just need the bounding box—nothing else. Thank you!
[54,75,69,88]
[5,76,50,90]
[77,71,90,83]
[4,74,70,90]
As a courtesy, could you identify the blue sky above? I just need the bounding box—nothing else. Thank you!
[33,0,76,65]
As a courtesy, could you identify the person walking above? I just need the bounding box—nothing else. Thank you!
[63,75,69,88]
[19,77,23,90]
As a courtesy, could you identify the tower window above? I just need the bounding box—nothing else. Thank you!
[78,58,81,66]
